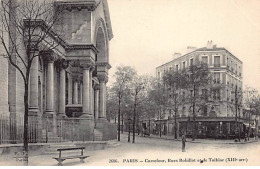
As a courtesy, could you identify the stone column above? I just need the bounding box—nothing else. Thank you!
[81,65,94,118]
[79,82,83,104]
[82,67,90,117]
[97,74,108,119]
[45,51,56,116]
[58,60,68,118]
[68,73,72,105]
[89,69,93,115]
[43,50,57,136]
[29,48,39,116]
[94,84,99,120]
[73,80,78,104]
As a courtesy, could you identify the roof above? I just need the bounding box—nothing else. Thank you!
[156,46,242,70]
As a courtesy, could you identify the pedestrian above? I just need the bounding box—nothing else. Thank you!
[244,133,247,142]
[182,133,186,152]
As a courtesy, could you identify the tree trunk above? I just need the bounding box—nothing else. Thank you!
[23,83,29,166]
[174,110,177,139]
[121,112,124,133]
[118,99,121,141]
[149,118,151,135]
[192,85,196,141]
[159,109,162,137]
[133,104,136,143]
[128,121,131,142]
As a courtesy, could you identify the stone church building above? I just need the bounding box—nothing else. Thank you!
[0,0,116,143]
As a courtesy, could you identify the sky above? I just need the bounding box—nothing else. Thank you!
[107,0,260,91]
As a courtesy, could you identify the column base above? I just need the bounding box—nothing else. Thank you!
[29,107,38,116]
[80,113,94,119]
[96,117,107,123]
[45,110,54,118]
[57,114,67,119]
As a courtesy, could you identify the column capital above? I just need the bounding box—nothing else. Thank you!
[97,74,108,83]
[57,59,70,70]
[94,84,100,91]
[81,63,95,70]
[28,44,39,52]
[41,50,58,63]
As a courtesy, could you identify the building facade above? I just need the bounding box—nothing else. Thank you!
[155,41,248,139]
[0,0,116,143]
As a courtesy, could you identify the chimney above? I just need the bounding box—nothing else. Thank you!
[172,52,181,60]
[207,40,213,49]
[187,46,197,53]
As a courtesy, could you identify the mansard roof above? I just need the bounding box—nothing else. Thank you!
[156,46,242,70]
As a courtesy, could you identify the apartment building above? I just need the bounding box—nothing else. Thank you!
[155,41,244,139]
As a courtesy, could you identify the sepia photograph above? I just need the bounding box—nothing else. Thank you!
[0,0,260,167]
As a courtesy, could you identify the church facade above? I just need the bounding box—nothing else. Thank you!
[0,0,116,143]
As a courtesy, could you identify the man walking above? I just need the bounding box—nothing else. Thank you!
[182,133,186,152]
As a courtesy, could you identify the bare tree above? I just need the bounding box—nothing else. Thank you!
[183,62,210,141]
[0,0,64,165]
[163,69,186,139]
[130,75,148,143]
[243,86,260,138]
[148,79,169,137]
[111,65,136,141]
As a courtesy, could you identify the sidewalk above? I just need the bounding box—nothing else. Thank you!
[134,133,259,144]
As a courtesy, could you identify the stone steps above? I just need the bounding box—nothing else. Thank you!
[106,140,120,148]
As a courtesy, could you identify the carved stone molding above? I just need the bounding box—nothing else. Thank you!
[96,62,111,69]
[80,61,95,70]
[97,74,108,83]
[57,59,69,70]
[54,0,101,12]
[66,44,99,54]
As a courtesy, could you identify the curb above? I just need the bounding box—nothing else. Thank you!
[135,134,259,144]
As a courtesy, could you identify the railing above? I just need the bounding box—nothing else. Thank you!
[0,114,117,144]
[57,118,86,142]
[0,114,40,144]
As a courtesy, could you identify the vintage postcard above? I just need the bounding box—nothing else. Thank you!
[0,0,260,167]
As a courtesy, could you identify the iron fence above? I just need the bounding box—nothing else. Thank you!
[0,113,115,144]
[0,114,40,144]
[57,118,87,142]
